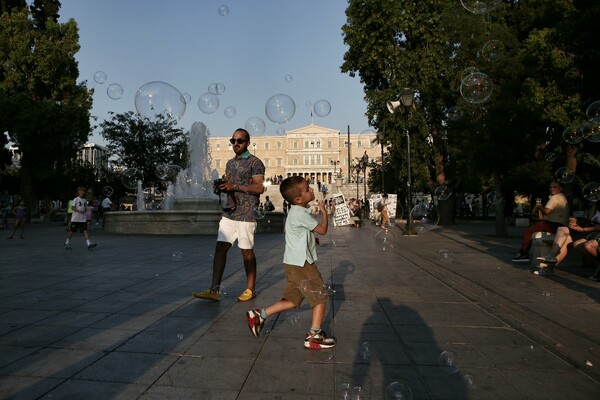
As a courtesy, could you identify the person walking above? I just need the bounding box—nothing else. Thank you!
[7,200,27,239]
[379,193,390,228]
[64,186,97,250]
[101,195,113,228]
[246,176,336,349]
[192,128,265,302]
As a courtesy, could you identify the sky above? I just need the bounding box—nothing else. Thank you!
[57,0,372,144]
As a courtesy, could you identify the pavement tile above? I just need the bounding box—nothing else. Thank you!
[0,348,104,378]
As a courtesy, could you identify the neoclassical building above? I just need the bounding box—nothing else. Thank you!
[209,124,381,185]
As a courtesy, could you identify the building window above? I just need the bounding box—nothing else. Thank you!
[216,143,221,150]
[216,160,221,168]
[277,141,282,149]
[277,158,282,166]
[293,158,298,165]
[293,141,298,149]
[265,142,269,150]
[328,140,332,148]
[265,158,270,167]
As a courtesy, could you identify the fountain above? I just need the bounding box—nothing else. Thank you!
[104,122,284,235]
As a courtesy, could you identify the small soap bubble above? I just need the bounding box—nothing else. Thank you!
[177,333,184,340]
[461,66,479,82]
[487,191,502,205]
[481,39,504,62]
[460,72,493,104]
[544,152,556,163]
[313,99,332,117]
[338,383,352,399]
[434,185,452,201]
[586,100,600,118]
[276,127,286,135]
[224,106,236,118]
[245,116,266,135]
[287,310,301,327]
[582,182,600,202]
[361,341,373,360]
[438,249,454,262]
[94,71,107,84]
[172,251,183,261]
[181,93,192,104]
[463,374,476,388]
[107,83,123,100]
[208,82,226,95]
[446,106,464,121]
[385,380,414,400]
[554,167,575,184]
[438,350,459,374]
[198,92,220,114]
[102,186,114,197]
[298,279,328,303]
[582,117,600,143]
[284,74,293,83]
[253,205,266,219]
[215,285,227,296]
[562,126,583,144]
[218,5,229,16]
[374,229,395,251]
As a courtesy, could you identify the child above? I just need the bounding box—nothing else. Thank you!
[7,200,27,239]
[246,176,335,349]
[64,186,97,250]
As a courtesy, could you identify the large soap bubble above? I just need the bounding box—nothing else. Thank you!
[409,203,439,233]
[481,39,504,62]
[582,182,600,202]
[135,81,186,120]
[198,92,220,114]
[313,99,332,117]
[582,117,600,143]
[438,350,460,374]
[107,83,123,100]
[434,185,452,201]
[358,128,378,149]
[446,106,464,121]
[562,126,583,144]
[460,72,493,104]
[554,167,575,184]
[586,100,600,119]
[460,0,502,14]
[121,168,143,189]
[245,117,266,136]
[265,94,296,124]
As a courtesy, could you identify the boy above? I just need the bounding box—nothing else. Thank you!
[65,186,97,250]
[246,176,335,349]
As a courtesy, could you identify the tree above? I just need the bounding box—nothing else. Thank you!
[0,3,93,213]
[99,112,188,190]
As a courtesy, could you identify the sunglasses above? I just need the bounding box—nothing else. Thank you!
[229,138,248,144]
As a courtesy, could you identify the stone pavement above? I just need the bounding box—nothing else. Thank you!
[0,218,599,399]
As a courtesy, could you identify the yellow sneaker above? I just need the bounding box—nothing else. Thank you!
[237,289,256,302]
[192,289,221,301]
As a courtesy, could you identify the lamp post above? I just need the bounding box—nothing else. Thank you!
[330,159,340,185]
[360,151,369,218]
[387,87,415,235]
[252,143,257,156]
[377,131,385,192]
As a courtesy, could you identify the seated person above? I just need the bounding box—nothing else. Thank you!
[512,181,569,263]
[583,239,600,281]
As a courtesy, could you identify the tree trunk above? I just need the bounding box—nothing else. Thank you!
[494,170,507,237]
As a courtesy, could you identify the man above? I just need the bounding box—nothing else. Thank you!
[193,128,265,301]
[101,195,113,228]
[512,181,569,262]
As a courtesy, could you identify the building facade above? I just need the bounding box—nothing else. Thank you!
[209,124,381,185]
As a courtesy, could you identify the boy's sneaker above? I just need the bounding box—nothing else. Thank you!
[64,243,72,250]
[192,289,221,301]
[511,254,530,262]
[87,243,97,250]
[246,309,265,337]
[304,329,336,349]
[536,255,557,263]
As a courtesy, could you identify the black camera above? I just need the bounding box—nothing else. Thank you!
[213,178,227,195]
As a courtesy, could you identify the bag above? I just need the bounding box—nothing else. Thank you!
[376,202,384,212]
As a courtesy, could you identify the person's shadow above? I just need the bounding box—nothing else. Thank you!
[343,298,469,399]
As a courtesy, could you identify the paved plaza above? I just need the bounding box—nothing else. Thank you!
[1,218,599,399]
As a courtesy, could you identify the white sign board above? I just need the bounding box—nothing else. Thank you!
[332,193,353,226]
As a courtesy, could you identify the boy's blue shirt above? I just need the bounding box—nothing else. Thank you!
[283,204,318,267]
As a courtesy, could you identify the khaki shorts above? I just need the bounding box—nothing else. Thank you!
[282,261,327,308]
[216,217,256,249]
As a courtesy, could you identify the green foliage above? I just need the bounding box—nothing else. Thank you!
[99,111,188,189]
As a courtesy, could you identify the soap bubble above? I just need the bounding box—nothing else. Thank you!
[93,71,107,84]
[181,93,191,104]
[218,5,229,16]
[286,310,301,327]
[224,106,236,118]
[198,92,220,114]
[554,167,575,184]
[434,185,452,201]
[481,39,504,62]
[358,128,378,149]
[385,380,414,400]
[298,279,328,303]
[446,106,464,121]
[582,117,600,143]
[410,203,439,233]
[544,152,556,163]
[337,383,352,399]
[463,374,477,388]
[107,83,123,100]
[214,285,227,296]
[102,186,114,197]
[586,100,600,118]
[121,168,143,189]
[284,74,293,83]
[562,126,583,144]
[156,164,170,180]
[253,205,265,219]
[360,341,373,360]
[460,72,493,104]
[313,99,331,117]
[276,127,286,135]
[487,191,502,205]
[245,116,266,136]
[438,350,459,374]
[208,82,226,95]
[172,251,183,261]
[460,0,502,14]
[461,66,479,81]
[374,229,395,251]
[265,94,296,124]
[438,249,454,263]
[135,81,186,120]
[582,182,600,202]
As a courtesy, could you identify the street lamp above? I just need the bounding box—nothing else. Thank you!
[329,159,340,185]
[252,143,257,155]
[360,151,369,218]
[387,87,415,235]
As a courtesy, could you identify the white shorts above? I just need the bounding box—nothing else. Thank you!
[216,217,257,249]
